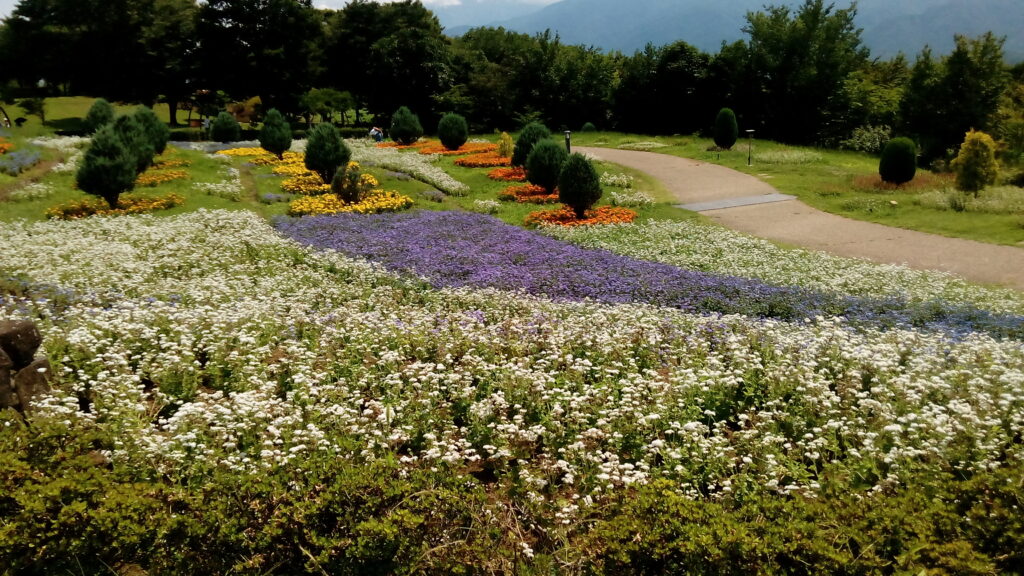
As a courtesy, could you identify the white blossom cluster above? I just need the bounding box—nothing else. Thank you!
[194,166,244,201]
[32,135,90,173]
[617,141,668,151]
[599,172,634,189]
[1,210,1022,509]
[348,140,470,196]
[8,182,56,202]
[472,199,502,214]
[608,191,655,207]
[542,219,1024,314]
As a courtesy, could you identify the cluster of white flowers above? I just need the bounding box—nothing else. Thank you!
[348,140,470,196]
[608,191,655,207]
[599,171,634,189]
[1,210,1021,510]
[543,219,1024,313]
[8,182,56,202]
[32,135,90,173]
[194,166,244,201]
[471,199,501,214]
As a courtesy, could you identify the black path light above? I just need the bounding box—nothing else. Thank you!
[746,129,755,166]
[565,130,571,154]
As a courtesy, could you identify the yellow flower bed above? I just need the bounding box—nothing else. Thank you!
[216,147,272,157]
[281,173,330,195]
[151,158,191,170]
[254,150,303,166]
[272,162,311,176]
[287,189,413,216]
[136,169,189,187]
[47,193,185,220]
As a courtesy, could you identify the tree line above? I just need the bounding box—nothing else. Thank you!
[1,0,1022,163]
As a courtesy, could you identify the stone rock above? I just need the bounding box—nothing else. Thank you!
[13,358,51,413]
[0,346,11,371]
[0,320,42,370]
[0,348,16,409]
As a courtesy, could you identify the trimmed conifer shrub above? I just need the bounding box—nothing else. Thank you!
[210,111,241,143]
[76,124,137,208]
[512,122,551,167]
[305,123,350,184]
[437,113,468,151]
[259,108,292,160]
[878,137,917,185]
[951,130,999,196]
[497,132,514,158]
[390,106,423,146]
[111,115,154,175]
[714,108,739,150]
[581,122,597,132]
[526,140,568,194]
[133,106,170,156]
[558,152,602,219]
[84,98,115,134]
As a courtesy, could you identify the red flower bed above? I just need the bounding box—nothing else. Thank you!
[524,205,638,227]
[499,184,559,204]
[488,166,526,182]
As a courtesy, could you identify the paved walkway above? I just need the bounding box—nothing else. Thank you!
[578,147,1024,291]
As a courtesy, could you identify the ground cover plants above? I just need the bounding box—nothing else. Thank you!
[2,209,1024,574]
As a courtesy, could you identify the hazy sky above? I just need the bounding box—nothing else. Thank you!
[0,0,561,19]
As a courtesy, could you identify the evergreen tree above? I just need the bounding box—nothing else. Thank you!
[526,139,568,194]
[133,106,170,156]
[111,115,155,175]
[259,108,292,160]
[558,153,603,219]
[76,124,137,209]
[512,122,551,167]
[305,123,350,184]
[878,137,917,184]
[951,130,999,195]
[84,98,115,134]
[437,113,468,151]
[714,108,739,149]
[210,111,241,143]
[390,106,424,145]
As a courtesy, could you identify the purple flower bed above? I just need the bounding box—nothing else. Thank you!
[275,211,1023,337]
[0,149,42,176]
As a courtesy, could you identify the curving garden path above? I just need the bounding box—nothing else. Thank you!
[578,147,1024,291]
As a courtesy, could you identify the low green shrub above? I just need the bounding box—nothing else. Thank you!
[437,113,468,151]
[259,108,292,160]
[210,111,241,143]
[951,129,999,195]
[305,123,350,184]
[512,122,551,167]
[390,106,423,146]
[581,122,597,132]
[878,137,917,185]
[558,152,602,218]
[526,139,567,194]
[83,98,114,134]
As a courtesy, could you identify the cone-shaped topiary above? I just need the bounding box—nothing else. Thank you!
[512,122,551,167]
[305,123,350,184]
[526,139,568,194]
[133,106,170,156]
[210,111,241,143]
[497,132,514,158]
[259,108,292,159]
[84,98,114,134]
[390,106,423,145]
[714,108,739,150]
[558,152,602,219]
[951,130,999,196]
[437,113,468,151]
[111,115,154,175]
[76,124,137,208]
[878,137,917,185]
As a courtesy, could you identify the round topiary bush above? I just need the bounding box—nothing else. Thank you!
[390,106,423,146]
[714,108,739,150]
[437,113,468,151]
[111,115,154,175]
[878,137,917,185]
[526,140,568,194]
[84,98,114,134]
[133,106,170,156]
[305,123,351,184]
[512,122,551,167]
[951,129,999,195]
[210,111,241,143]
[259,108,292,160]
[581,122,597,132]
[76,124,137,208]
[558,152,602,219]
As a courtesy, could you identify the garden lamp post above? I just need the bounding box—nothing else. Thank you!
[565,130,571,154]
[746,129,755,166]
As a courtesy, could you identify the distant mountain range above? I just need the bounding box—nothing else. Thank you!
[436,0,1024,62]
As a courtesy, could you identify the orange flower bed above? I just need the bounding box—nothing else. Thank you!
[0,138,12,155]
[488,166,526,182]
[454,152,510,168]
[498,184,559,204]
[417,142,498,156]
[525,205,638,227]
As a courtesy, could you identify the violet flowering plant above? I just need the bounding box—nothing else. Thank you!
[275,211,1023,337]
